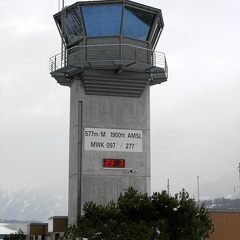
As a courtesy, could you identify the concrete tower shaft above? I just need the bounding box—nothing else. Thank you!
[49,0,168,225]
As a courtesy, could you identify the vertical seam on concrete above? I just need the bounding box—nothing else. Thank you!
[77,101,83,219]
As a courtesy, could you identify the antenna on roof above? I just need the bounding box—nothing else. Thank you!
[60,0,65,67]
[59,0,65,11]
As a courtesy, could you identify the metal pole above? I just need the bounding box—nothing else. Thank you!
[197,175,200,207]
[60,0,65,67]
[238,163,240,183]
[167,179,170,195]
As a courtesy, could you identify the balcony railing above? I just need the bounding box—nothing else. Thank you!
[49,44,168,78]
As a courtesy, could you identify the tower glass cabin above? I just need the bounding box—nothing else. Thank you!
[49,0,168,97]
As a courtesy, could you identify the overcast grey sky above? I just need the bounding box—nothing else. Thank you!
[0,0,240,198]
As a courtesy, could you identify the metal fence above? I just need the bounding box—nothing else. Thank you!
[49,44,168,77]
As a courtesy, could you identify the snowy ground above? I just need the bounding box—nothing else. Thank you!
[0,224,15,234]
[0,223,27,235]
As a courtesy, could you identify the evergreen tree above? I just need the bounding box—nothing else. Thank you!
[62,187,214,240]
[4,231,26,240]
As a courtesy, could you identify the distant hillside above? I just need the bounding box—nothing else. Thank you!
[199,171,240,199]
[0,181,68,221]
[1,171,240,221]
[202,197,240,210]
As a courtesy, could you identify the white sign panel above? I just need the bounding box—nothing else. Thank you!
[84,128,142,152]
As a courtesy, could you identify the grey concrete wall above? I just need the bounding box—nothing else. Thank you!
[68,69,151,225]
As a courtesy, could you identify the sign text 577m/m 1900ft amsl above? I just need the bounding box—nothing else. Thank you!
[84,128,143,153]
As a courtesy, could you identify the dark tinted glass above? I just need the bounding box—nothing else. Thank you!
[82,5,122,36]
[123,6,155,40]
[60,8,84,44]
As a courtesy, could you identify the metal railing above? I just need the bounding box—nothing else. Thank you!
[49,43,167,77]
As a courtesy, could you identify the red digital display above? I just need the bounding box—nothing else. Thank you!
[103,159,125,168]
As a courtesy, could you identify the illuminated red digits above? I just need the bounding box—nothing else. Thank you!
[109,159,114,167]
[105,159,110,167]
[119,160,124,167]
[104,159,125,168]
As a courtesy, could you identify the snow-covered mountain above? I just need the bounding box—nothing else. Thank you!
[1,171,240,221]
[199,171,240,199]
[0,181,68,222]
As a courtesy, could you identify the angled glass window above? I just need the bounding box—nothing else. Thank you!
[58,8,84,45]
[82,5,122,36]
[123,6,155,41]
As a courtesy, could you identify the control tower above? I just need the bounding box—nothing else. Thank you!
[49,0,168,225]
